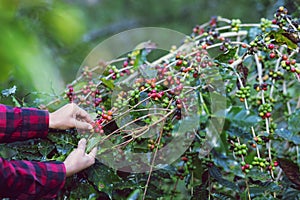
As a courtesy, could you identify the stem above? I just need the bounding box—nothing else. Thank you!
[230,64,249,110]
[142,117,166,200]
[251,127,261,158]
[285,17,300,38]
[297,97,300,109]
[269,55,282,99]
[255,53,274,179]
[283,80,292,115]
[170,178,179,200]
[245,178,252,200]
[297,146,299,168]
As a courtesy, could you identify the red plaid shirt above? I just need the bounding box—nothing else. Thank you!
[0,104,66,199]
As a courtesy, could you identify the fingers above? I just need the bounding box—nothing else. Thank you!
[64,138,96,177]
[86,147,97,166]
[88,147,97,159]
[49,103,94,130]
[77,138,87,151]
[72,104,93,123]
[78,138,96,166]
[75,119,93,130]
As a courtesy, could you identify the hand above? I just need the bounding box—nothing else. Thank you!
[63,138,97,177]
[49,103,93,130]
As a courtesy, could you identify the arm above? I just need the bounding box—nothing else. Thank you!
[0,103,93,142]
[0,138,96,199]
[0,103,96,199]
[0,104,49,142]
[0,158,66,199]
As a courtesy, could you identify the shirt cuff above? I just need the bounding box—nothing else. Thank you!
[1,159,66,199]
[42,161,66,199]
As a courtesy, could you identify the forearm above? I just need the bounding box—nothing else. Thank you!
[0,104,49,142]
[0,157,66,199]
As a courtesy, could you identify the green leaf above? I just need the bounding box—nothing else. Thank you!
[64,177,99,200]
[85,161,121,199]
[73,81,87,92]
[227,126,252,141]
[217,106,261,128]
[38,140,55,159]
[127,189,140,200]
[86,135,103,153]
[0,144,17,158]
[212,193,235,200]
[208,165,222,180]
[101,78,115,90]
[249,181,281,196]
[288,109,300,134]
[275,129,300,145]
[133,50,142,70]
[132,41,156,70]
[282,188,300,200]
[214,46,238,63]
[267,30,298,50]
[246,169,270,182]
[209,165,240,192]
[47,132,77,155]
[212,150,234,172]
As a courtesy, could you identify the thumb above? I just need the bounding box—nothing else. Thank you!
[75,120,93,130]
[88,147,97,159]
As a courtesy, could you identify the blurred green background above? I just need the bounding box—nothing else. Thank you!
[0,0,298,105]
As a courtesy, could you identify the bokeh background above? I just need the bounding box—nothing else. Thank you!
[0,0,298,105]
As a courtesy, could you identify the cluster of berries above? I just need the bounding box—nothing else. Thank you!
[258,103,272,119]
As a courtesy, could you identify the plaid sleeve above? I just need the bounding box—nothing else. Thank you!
[0,157,66,199]
[0,104,49,142]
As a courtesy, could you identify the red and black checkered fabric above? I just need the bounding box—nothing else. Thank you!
[0,104,66,199]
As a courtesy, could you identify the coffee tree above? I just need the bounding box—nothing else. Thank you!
[1,6,300,200]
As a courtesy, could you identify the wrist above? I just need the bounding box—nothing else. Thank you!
[49,112,57,129]
[63,161,73,177]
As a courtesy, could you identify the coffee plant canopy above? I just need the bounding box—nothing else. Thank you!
[1,6,300,200]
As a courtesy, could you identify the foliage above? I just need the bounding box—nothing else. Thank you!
[1,5,300,200]
[0,0,295,105]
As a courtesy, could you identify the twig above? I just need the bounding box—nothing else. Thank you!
[142,116,166,200]
[254,53,274,179]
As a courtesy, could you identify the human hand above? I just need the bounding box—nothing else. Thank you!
[49,103,93,130]
[63,138,97,177]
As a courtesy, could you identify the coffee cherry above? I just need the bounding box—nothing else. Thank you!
[107,110,113,116]
[265,112,271,118]
[269,52,276,59]
[282,54,288,60]
[278,6,284,12]
[233,142,248,156]
[176,60,183,66]
[258,103,272,118]
[181,156,189,162]
[291,67,296,73]
[235,86,251,101]
[268,43,275,49]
